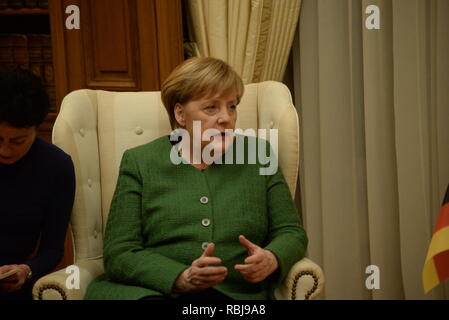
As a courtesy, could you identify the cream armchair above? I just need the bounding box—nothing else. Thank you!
[32,81,324,300]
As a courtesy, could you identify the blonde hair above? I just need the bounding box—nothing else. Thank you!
[161,57,244,129]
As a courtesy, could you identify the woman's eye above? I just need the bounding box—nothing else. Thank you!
[230,104,237,110]
[205,105,216,110]
[12,141,24,145]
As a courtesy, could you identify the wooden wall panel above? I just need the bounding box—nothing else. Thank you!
[51,0,183,95]
[84,0,140,88]
[136,0,160,90]
[154,0,184,84]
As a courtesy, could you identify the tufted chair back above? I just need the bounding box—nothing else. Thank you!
[52,81,300,263]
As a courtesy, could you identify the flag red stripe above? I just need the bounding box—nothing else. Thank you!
[434,203,449,233]
[434,250,449,282]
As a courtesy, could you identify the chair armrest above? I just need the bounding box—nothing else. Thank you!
[274,258,325,300]
[32,258,104,300]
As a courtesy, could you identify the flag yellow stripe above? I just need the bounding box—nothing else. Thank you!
[424,226,449,262]
[423,259,440,293]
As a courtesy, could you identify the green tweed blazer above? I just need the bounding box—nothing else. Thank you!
[85,135,308,300]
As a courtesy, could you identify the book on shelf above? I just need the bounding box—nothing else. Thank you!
[45,85,56,111]
[37,0,47,9]
[24,0,38,8]
[41,34,52,84]
[0,33,55,111]
[40,34,55,111]
[28,33,43,78]
[12,34,29,70]
[0,35,15,69]
[0,34,30,70]
[7,0,25,9]
[0,0,9,10]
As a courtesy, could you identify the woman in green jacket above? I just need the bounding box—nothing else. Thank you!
[85,57,308,300]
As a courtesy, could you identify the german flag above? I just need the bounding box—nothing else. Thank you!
[423,184,449,293]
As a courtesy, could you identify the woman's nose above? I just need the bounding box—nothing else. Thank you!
[0,144,13,157]
[217,108,232,124]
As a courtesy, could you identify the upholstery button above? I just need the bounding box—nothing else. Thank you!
[200,196,209,204]
[269,121,274,129]
[87,179,93,188]
[201,242,209,250]
[135,127,143,135]
[79,128,85,137]
[202,218,211,227]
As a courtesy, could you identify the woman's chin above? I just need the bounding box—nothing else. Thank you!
[0,157,17,165]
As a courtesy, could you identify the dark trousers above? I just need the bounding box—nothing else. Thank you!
[141,288,233,301]
[0,282,33,301]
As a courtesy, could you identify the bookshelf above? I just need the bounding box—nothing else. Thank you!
[0,0,56,144]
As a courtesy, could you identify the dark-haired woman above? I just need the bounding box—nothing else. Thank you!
[0,68,76,300]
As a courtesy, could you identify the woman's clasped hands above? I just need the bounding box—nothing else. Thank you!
[173,235,279,293]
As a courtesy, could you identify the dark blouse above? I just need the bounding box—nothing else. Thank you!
[0,137,75,299]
